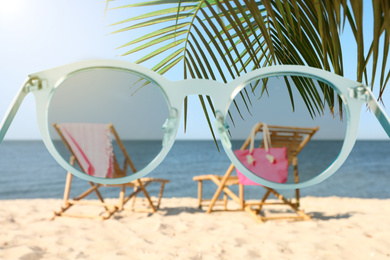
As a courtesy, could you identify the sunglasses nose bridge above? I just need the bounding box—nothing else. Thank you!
[172,79,230,109]
[174,78,226,94]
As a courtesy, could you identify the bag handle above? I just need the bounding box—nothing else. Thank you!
[248,122,272,153]
[247,122,275,164]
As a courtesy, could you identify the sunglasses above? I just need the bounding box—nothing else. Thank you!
[1,60,389,189]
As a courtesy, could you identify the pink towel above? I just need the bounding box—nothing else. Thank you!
[59,123,114,178]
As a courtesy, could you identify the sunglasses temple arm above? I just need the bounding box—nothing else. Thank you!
[0,85,29,143]
[366,90,390,138]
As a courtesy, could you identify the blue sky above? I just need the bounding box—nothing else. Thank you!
[0,0,389,140]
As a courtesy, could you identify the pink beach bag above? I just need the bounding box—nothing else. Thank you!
[234,123,289,185]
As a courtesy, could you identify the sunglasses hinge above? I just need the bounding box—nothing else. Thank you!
[348,85,369,102]
[24,76,42,93]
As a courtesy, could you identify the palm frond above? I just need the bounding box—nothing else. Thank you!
[105,0,389,141]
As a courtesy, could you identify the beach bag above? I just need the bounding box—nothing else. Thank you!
[234,123,289,185]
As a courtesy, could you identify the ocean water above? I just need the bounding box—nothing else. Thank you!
[0,140,389,200]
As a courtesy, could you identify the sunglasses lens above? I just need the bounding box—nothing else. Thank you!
[48,68,170,179]
[227,75,347,185]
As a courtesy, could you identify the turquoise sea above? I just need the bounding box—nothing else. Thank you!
[0,140,389,200]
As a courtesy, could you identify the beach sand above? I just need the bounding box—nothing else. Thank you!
[0,197,389,259]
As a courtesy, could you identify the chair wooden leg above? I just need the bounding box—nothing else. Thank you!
[156,182,166,209]
[207,164,235,213]
[131,186,137,208]
[258,188,272,213]
[137,180,156,212]
[118,184,126,210]
[54,157,76,217]
[267,189,310,220]
[223,193,228,210]
[293,157,300,207]
[87,182,112,212]
[72,184,99,200]
[121,185,143,206]
[295,189,300,207]
[239,184,244,210]
[53,172,74,218]
[197,181,203,208]
[269,189,299,210]
[62,172,73,208]
[244,206,264,223]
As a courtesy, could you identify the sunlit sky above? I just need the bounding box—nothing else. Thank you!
[0,0,389,140]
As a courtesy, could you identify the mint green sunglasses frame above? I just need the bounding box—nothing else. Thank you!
[1,60,389,189]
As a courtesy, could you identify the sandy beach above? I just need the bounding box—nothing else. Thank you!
[0,197,389,259]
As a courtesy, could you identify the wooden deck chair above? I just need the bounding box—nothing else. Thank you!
[193,124,319,223]
[52,123,170,220]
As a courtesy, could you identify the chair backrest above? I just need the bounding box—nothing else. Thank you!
[239,123,319,166]
[235,123,319,186]
[262,125,319,166]
[53,123,136,179]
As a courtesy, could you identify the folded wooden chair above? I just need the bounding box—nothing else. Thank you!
[52,123,170,220]
[193,124,319,223]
